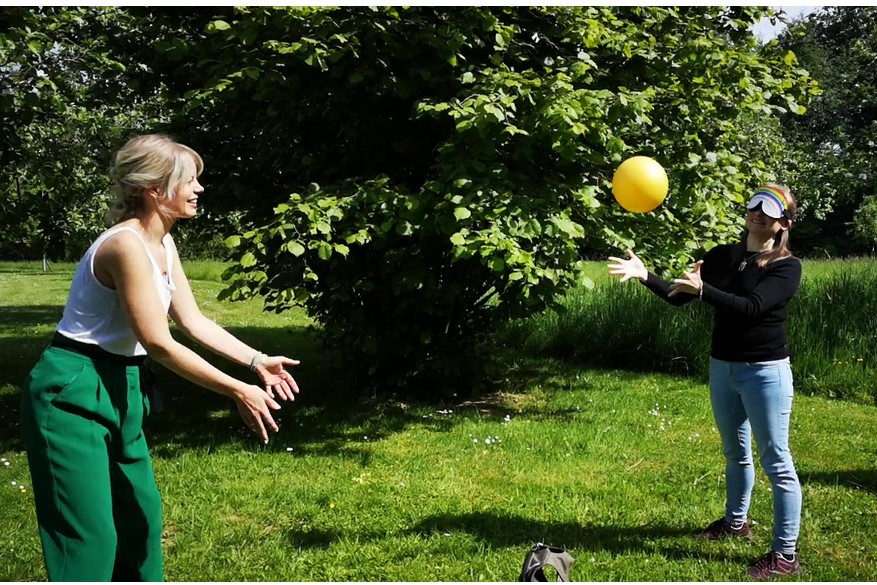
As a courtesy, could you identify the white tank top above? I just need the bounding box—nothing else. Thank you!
[56,226,176,357]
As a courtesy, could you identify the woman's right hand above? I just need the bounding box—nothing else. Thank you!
[233,384,282,444]
[607,249,648,283]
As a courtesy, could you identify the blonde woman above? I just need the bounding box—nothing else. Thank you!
[608,185,803,580]
[20,134,300,581]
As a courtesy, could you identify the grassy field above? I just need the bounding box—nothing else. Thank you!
[1,260,876,581]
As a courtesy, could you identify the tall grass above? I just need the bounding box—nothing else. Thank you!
[791,262,877,402]
[502,259,877,404]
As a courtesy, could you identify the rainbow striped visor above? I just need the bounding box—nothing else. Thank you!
[747,186,793,220]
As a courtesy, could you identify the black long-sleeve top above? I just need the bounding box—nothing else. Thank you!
[641,243,802,362]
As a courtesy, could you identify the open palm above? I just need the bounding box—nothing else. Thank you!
[608,249,648,283]
[255,356,300,401]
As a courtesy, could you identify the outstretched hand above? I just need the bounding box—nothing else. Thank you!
[255,356,301,401]
[669,260,704,297]
[607,249,648,283]
[234,384,282,444]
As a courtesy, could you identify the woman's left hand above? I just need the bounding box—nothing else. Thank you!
[255,356,301,401]
[669,261,704,297]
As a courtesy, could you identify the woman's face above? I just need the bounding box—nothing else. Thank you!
[746,205,789,237]
[167,157,204,219]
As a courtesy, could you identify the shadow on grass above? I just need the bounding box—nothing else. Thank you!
[276,509,753,564]
[800,469,877,496]
[413,512,683,548]
[0,323,525,459]
[0,304,65,327]
[0,304,66,361]
[284,526,337,550]
[496,355,702,397]
[406,512,751,564]
[145,373,526,465]
[0,316,687,464]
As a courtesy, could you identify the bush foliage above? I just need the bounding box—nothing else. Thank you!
[140,6,818,394]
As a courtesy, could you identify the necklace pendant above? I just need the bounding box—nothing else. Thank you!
[738,260,747,272]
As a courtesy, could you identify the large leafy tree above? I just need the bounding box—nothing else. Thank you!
[120,6,815,395]
[9,7,813,393]
[779,7,877,256]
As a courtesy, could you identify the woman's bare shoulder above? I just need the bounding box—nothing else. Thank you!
[93,225,150,267]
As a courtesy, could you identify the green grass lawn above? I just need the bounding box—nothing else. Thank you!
[1,261,876,581]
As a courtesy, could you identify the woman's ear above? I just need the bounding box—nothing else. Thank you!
[145,186,163,203]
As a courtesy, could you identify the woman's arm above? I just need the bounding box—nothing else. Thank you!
[165,237,300,402]
[608,249,697,307]
[94,232,282,444]
[700,259,802,317]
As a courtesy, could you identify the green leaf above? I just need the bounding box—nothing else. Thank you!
[240,252,257,268]
[450,233,466,246]
[550,216,584,238]
[287,242,306,256]
[454,207,472,221]
[225,235,242,248]
[208,20,231,32]
[316,241,333,260]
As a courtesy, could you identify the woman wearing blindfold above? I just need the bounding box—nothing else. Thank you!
[608,184,803,579]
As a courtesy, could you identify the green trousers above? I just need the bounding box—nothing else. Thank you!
[21,337,163,582]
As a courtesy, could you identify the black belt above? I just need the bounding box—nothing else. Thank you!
[51,332,147,365]
[50,332,164,413]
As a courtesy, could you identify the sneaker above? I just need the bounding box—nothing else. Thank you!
[695,517,753,540]
[747,551,801,580]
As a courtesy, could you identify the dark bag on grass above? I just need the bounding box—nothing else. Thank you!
[519,542,574,582]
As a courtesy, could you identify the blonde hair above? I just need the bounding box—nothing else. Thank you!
[753,183,797,268]
[105,134,203,224]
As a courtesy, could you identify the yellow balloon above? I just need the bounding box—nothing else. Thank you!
[612,156,669,213]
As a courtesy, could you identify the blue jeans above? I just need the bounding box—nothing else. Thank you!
[708,357,802,555]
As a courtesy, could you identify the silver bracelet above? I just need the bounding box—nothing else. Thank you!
[698,286,704,301]
[249,351,267,371]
